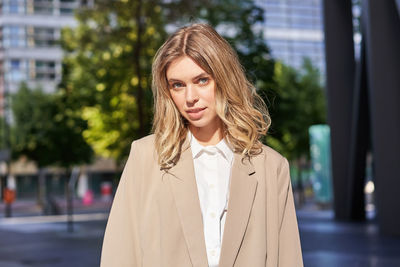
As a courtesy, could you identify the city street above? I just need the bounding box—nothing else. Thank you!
[0,214,106,267]
[1,205,400,267]
[299,210,400,267]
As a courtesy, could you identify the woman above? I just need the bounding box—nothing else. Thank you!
[101,23,303,267]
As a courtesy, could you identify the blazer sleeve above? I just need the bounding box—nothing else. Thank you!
[277,157,304,267]
[101,141,143,267]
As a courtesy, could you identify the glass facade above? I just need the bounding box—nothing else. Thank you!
[256,0,325,80]
[0,0,81,94]
[0,0,80,15]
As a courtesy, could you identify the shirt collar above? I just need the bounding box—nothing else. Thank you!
[188,131,234,164]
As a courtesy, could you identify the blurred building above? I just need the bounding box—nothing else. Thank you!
[0,0,94,116]
[0,1,112,200]
[256,0,325,78]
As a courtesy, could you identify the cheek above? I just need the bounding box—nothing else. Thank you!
[170,93,184,110]
[203,87,217,107]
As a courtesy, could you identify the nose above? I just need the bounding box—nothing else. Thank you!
[185,84,199,105]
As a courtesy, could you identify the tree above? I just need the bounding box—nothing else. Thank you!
[11,82,93,209]
[11,83,93,168]
[12,83,59,167]
[60,0,166,162]
[265,58,326,161]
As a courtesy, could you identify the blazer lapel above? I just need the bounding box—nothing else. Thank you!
[219,153,258,267]
[165,141,208,267]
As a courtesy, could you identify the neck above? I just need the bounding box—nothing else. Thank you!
[189,120,223,146]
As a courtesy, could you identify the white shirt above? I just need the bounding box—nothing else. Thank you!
[189,133,234,267]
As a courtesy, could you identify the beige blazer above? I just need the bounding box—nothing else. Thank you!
[101,135,303,267]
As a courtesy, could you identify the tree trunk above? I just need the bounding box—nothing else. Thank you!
[66,167,80,232]
[65,167,73,232]
[37,168,47,211]
[295,158,305,207]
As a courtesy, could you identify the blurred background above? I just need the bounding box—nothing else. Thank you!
[0,0,399,266]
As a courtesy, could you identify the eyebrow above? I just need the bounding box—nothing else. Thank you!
[167,72,210,83]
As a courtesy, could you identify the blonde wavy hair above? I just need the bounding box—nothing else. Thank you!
[152,23,271,169]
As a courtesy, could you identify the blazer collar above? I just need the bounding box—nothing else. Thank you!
[219,153,257,267]
[165,138,258,267]
[165,138,209,267]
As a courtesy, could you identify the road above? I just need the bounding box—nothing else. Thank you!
[1,209,400,266]
[0,214,106,267]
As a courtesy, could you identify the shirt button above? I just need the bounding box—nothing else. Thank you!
[210,250,216,256]
[209,184,215,189]
[210,212,216,218]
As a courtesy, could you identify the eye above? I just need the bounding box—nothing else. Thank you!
[171,82,184,90]
[198,77,209,85]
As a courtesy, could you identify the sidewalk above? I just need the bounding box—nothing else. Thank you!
[0,198,111,267]
[0,216,107,267]
[298,208,400,267]
[0,198,113,218]
[1,201,400,267]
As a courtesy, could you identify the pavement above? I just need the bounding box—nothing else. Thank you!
[1,200,400,267]
[0,199,111,267]
[0,215,107,267]
[299,209,400,267]
[0,198,113,218]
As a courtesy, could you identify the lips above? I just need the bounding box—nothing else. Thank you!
[186,107,206,120]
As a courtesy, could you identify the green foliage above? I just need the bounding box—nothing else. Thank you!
[0,116,7,150]
[60,0,166,162]
[265,58,326,161]
[11,82,93,168]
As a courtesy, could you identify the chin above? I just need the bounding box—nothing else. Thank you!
[187,118,221,131]
[188,120,209,129]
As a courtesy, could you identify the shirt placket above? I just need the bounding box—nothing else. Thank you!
[204,152,220,266]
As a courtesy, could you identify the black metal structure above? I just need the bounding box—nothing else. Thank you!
[324,0,400,235]
[323,0,355,220]
[363,0,400,236]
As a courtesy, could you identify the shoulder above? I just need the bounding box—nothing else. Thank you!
[249,144,290,180]
[130,134,156,153]
[260,144,288,168]
[258,145,291,190]
[128,134,157,163]
[132,134,155,148]
[261,144,285,160]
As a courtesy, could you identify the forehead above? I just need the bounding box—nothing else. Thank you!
[166,56,207,81]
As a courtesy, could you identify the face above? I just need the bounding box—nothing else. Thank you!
[166,56,221,133]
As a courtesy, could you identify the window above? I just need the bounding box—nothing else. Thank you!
[34,0,53,14]
[34,60,56,80]
[10,59,24,81]
[60,0,78,15]
[2,25,25,47]
[10,0,19,13]
[10,26,20,47]
[32,27,56,47]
